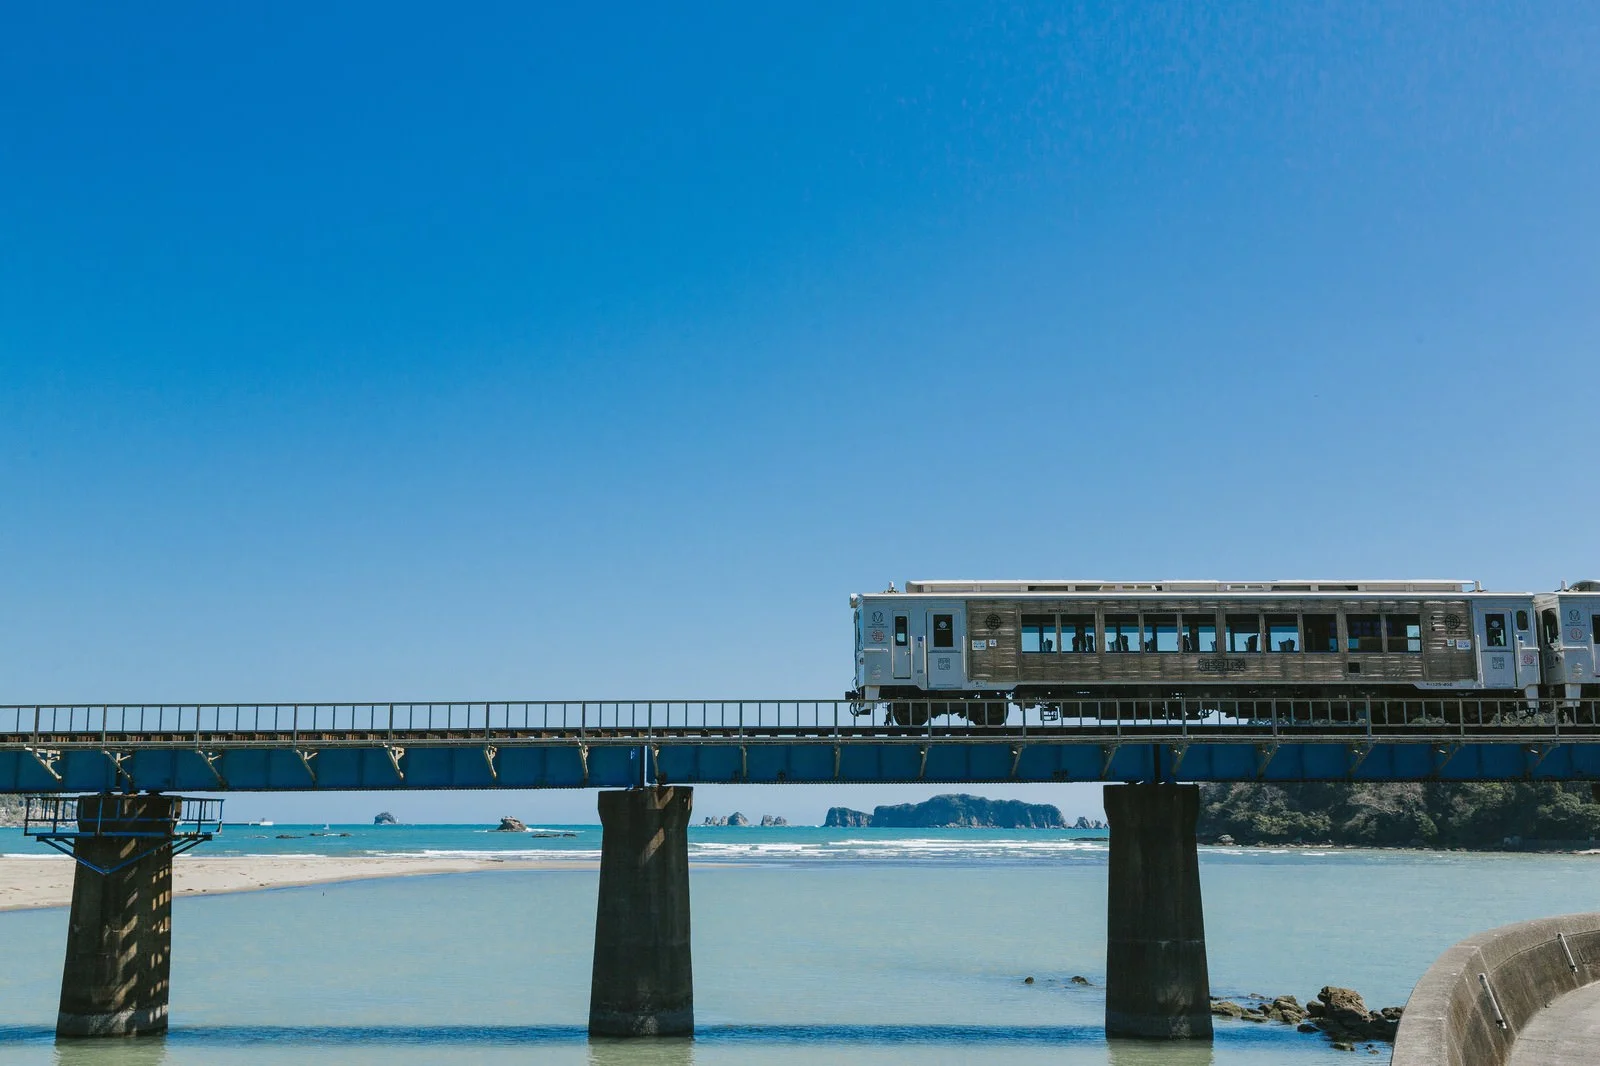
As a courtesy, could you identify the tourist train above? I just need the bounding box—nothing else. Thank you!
[849,579,1600,725]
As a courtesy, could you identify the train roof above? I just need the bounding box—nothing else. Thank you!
[884,579,1480,595]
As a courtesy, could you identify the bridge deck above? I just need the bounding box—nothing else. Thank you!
[2,699,1599,791]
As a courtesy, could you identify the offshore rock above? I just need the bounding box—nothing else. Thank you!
[1210,999,1248,1019]
[495,816,528,832]
[373,811,398,825]
[1072,816,1108,830]
[1269,995,1308,1023]
[824,807,871,827]
[1307,987,1402,1043]
[759,814,789,826]
[726,812,750,827]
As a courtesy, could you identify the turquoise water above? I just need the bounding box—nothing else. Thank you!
[3,826,1600,1064]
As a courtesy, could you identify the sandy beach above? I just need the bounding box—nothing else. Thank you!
[0,853,598,912]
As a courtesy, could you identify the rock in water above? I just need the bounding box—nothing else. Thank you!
[495,816,528,832]
[727,812,750,827]
[1317,987,1369,1025]
[1210,999,1248,1019]
[373,811,397,825]
[824,807,871,827]
[1269,995,1308,1023]
[1309,987,1403,1043]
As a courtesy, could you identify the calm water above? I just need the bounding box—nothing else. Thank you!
[2,825,1600,1064]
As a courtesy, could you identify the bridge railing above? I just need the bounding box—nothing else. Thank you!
[0,698,1597,742]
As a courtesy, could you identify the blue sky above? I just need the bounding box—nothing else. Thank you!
[3,3,1597,824]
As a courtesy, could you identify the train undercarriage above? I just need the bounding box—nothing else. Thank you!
[850,686,1546,727]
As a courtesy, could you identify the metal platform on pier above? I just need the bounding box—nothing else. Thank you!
[24,795,224,874]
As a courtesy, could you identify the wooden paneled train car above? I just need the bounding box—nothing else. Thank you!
[850,579,1600,725]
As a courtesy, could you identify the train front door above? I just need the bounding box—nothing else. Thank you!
[925,608,963,689]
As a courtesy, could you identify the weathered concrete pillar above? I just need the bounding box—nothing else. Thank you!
[1104,782,1212,1039]
[589,786,694,1037]
[57,793,180,1038]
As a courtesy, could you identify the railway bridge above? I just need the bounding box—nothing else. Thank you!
[11,697,1600,1043]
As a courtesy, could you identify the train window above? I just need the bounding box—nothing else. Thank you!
[1225,615,1261,653]
[1266,615,1298,652]
[1484,614,1508,648]
[1145,615,1178,652]
[1541,610,1560,646]
[1386,614,1422,653]
[1181,614,1217,653]
[1592,616,1599,644]
[1021,615,1055,653]
[1346,614,1383,653]
[1303,614,1338,653]
[931,614,954,649]
[894,616,908,647]
[1104,615,1139,652]
[1061,614,1097,653]
[1516,610,1530,631]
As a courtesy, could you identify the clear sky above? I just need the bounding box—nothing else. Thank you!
[3,3,1597,825]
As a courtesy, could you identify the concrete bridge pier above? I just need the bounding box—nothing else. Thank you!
[57,793,181,1038]
[1104,782,1213,1039]
[589,786,694,1037]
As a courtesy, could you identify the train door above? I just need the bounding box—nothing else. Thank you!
[1512,604,1540,689]
[1477,601,1526,690]
[924,607,964,689]
[891,612,912,680]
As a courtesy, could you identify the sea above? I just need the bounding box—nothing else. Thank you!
[2,824,1599,1065]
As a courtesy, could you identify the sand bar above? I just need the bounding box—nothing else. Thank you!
[0,853,599,913]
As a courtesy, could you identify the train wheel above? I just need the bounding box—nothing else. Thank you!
[964,702,1008,727]
[888,702,930,727]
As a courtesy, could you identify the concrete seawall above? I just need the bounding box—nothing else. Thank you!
[1393,912,1600,1066]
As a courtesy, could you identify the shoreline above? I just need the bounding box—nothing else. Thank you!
[0,854,601,913]
[1205,840,1600,854]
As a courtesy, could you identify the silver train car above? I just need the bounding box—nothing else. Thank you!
[1536,581,1600,702]
[848,579,1596,724]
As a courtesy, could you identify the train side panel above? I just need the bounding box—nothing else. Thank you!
[963,596,1491,692]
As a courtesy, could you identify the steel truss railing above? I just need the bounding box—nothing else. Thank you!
[0,698,1596,747]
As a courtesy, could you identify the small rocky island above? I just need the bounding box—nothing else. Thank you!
[495,816,528,832]
[373,811,397,825]
[701,813,789,826]
[824,793,1074,829]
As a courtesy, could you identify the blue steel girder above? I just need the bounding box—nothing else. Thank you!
[4,735,1600,790]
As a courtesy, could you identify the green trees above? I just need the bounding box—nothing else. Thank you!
[1197,782,1600,848]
